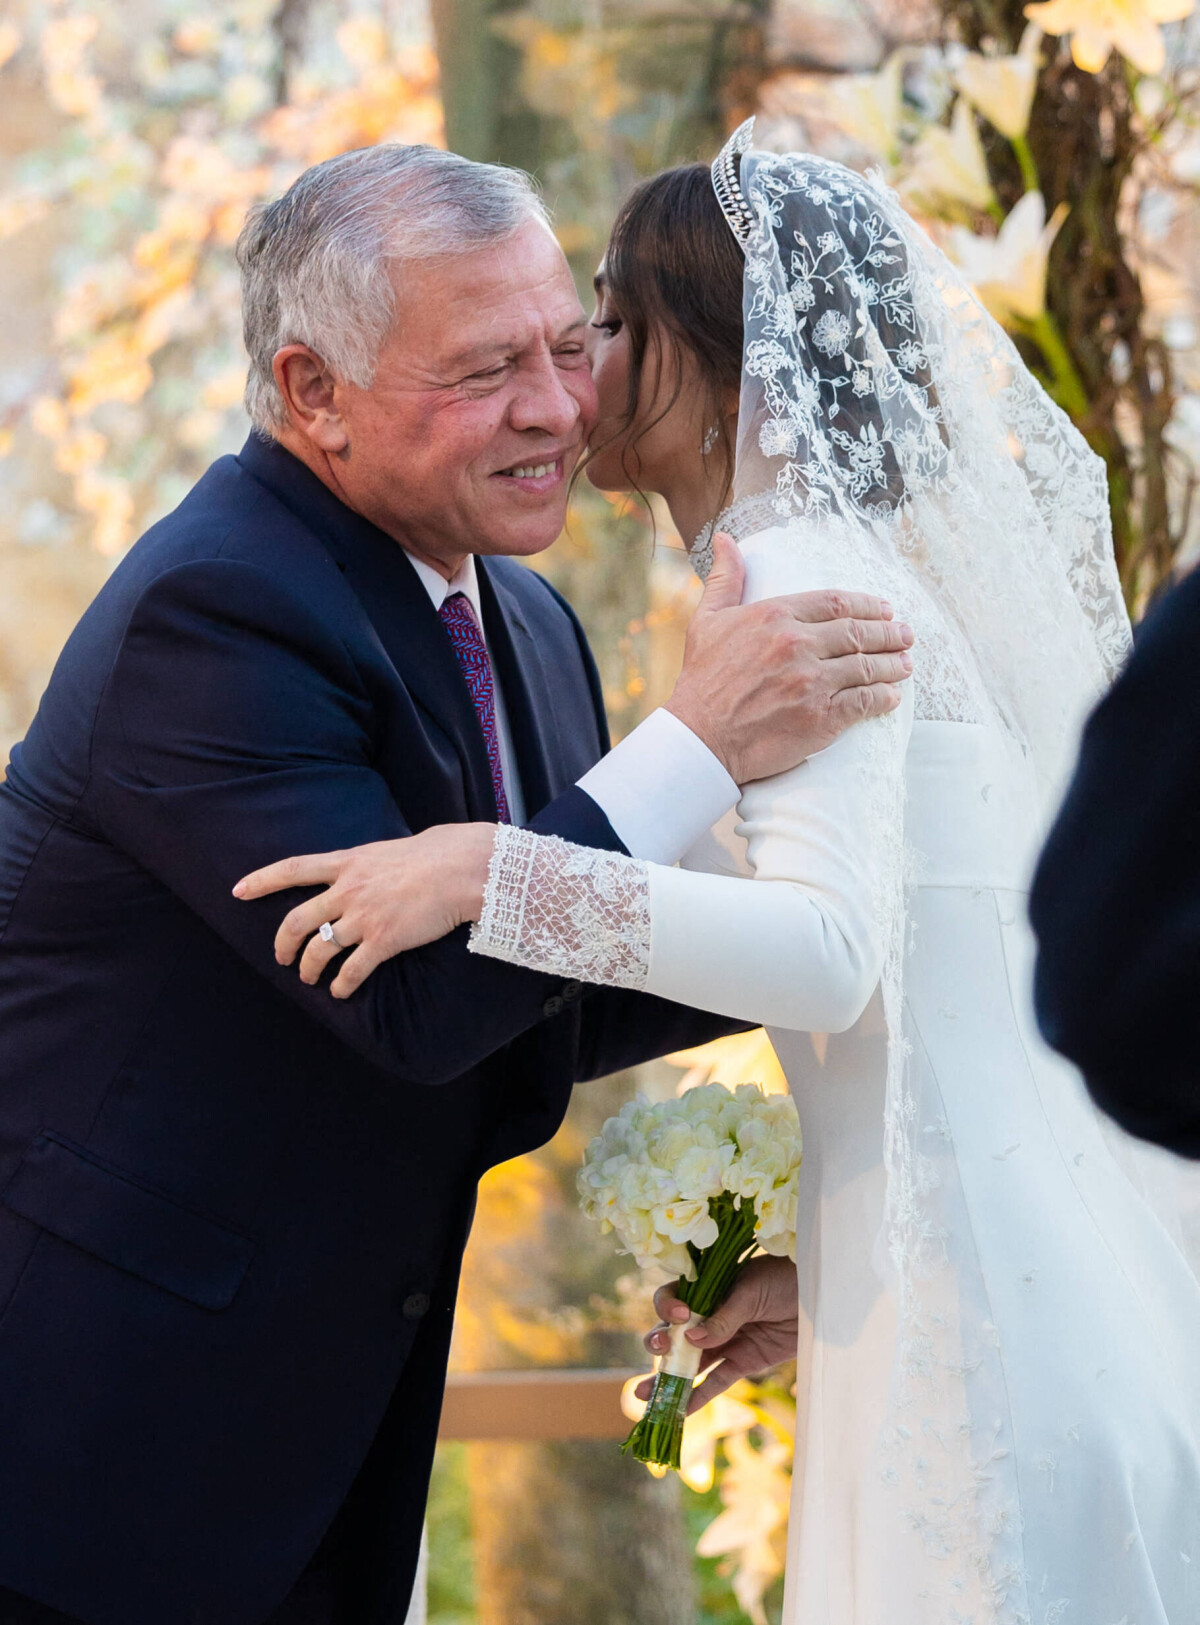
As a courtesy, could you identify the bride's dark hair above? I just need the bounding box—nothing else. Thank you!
[590,162,745,500]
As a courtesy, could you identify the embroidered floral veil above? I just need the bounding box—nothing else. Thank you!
[701,127,1200,1616]
[702,119,1129,809]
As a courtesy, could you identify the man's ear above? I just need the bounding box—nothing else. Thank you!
[272,346,349,455]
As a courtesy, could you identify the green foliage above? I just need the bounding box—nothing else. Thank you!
[427,1443,478,1625]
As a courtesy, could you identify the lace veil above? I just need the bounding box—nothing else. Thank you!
[705,127,1137,1613]
[704,122,1129,808]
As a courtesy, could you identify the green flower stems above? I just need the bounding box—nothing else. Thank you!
[624,1370,694,1473]
[677,1194,761,1319]
[622,1195,761,1471]
[1010,132,1040,197]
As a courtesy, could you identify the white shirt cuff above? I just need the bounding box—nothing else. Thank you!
[577,708,739,865]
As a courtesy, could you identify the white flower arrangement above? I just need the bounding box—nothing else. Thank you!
[578,1081,802,1470]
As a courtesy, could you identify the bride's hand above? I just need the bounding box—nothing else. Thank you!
[232,823,497,998]
[638,1254,799,1413]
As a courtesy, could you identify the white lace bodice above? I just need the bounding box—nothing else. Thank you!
[704,497,989,727]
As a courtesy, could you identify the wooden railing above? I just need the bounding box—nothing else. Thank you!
[438,1368,642,1441]
[409,1371,648,1625]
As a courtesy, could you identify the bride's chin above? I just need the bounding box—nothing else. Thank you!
[582,458,629,495]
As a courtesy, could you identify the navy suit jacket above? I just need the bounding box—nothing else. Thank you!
[0,434,740,1624]
[1031,564,1200,1155]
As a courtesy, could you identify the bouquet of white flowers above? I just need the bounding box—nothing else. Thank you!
[578,1081,802,1471]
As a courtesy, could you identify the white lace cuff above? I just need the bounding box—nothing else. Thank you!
[467,825,651,991]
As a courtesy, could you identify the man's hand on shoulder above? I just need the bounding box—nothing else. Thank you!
[665,532,914,785]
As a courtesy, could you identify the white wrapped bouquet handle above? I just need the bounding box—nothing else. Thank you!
[660,1314,704,1382]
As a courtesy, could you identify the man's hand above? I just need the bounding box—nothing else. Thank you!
[666,533,914,784]
[638,1256,800,1414]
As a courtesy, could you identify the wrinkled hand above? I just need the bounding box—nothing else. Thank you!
[666,532,914,785]
[232,823,496,998]
[637,1255,800,1414]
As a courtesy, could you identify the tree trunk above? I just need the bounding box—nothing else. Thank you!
[430,0,542,171]
[940,0,1178,599]
[271,0,311,105]
[468,1441,696,1625]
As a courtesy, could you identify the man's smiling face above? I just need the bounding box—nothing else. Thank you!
[278,217,597,575]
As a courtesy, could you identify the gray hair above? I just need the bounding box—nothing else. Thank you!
[237,144,550,431]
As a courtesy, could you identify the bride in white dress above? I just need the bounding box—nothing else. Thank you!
[249,128,1200,1622]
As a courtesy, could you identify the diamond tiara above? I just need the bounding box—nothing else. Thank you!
[710,116,756,251]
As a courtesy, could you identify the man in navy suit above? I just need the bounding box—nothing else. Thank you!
[1032,565,1200,1155]
[0,145,914,1625]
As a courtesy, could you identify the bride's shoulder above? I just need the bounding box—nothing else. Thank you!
[735,513,881,602]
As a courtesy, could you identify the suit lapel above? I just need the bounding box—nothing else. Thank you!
[235,437,574,824]
[337,539,502,821]
[477,561,561,817]
[237,436,497,821]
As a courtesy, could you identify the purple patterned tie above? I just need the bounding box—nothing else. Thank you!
[438,592,511,823]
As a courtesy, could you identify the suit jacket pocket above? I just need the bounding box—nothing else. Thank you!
[0,1132,255,1311]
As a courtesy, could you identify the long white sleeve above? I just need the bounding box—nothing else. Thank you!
[643,682,910,1029]
[468,524,913,1035]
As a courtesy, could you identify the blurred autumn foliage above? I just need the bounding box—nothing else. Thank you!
[0,0,439,756]
[1,1,439,558]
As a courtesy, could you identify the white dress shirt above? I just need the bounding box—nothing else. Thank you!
[404,550,738,864]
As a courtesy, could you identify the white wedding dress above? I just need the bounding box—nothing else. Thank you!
[472,522,1200,1624]
[469,145,1200,1620]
